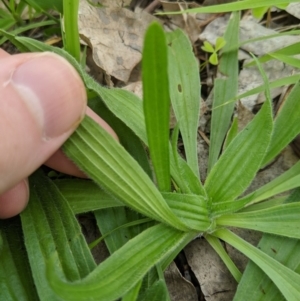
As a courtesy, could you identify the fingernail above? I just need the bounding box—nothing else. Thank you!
[11,53,87,139]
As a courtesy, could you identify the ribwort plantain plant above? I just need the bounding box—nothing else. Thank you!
[2,1,300,300]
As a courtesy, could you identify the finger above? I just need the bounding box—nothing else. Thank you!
[44,107,119,177]
[0,49,10,59]
[0,179,29,219]
[0,52,87,194]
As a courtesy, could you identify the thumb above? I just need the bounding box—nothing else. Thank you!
[0,52,87,194]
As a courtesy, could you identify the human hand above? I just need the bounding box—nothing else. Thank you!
[0,50,116,218]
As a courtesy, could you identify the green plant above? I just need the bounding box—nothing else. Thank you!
[0,0,61,46]
[201,36,226,65]
[251,2,289,19]
[2,1,300,300]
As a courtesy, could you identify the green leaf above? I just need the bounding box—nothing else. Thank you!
[63,116,190,231]
[5,34,204,196]
[262,81,300,165]
[201,41,215,53]
[206,96,273,207]
[24,0,63,13]
[247,42,300,66]
[223,116,238,151]
[21,170,96,300]
[213,228,300,301]
[92,86,147,143]
[237,159,300,208]
[234,188,300,301]
[95,207,152,254]
[162,192,211,231]
[216,202,300,239]
[207,11,240,171]
[0,217,39,301]
[142,22,170,192]
[205,234,242,282]
[122,280,142,301]
[166,29,201,178]
[215,37,226,51]
[48,224,196,301]
[238,196,286,213]
[270,53,300,69]
[141,280,169,301]
[252,6,269,19]
[158,0,296,14]
[62,0,80,61]
[215,74,300,109]
[54,179,123,214]
[0,9,15,30]
[0,20,57,45]
[88,97,152,178]
[173,155,207,196]
[209,52,218,65]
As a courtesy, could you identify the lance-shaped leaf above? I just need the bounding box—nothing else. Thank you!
[212,145,300,215]
[89,96,153,178]
[21,170,96,300]
[213,228,300,301]
[205,97,273,205]
[235,159,300,209]
[234,189,300,301]
[63,116,191,232]
[216,202,300,239]
[166,29,201,178]
[262,81,300,165]
[142,22,171,192]
[207,11,239,172]
[54,179,123,214]
[0,218,39,301]
[48,224,196,301]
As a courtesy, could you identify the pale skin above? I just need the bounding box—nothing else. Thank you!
[0,49,117,218]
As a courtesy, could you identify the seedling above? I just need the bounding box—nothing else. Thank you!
[201,36,226,65]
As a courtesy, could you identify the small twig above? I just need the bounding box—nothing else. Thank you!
[198,129,210,145]
[144,0,161,14]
